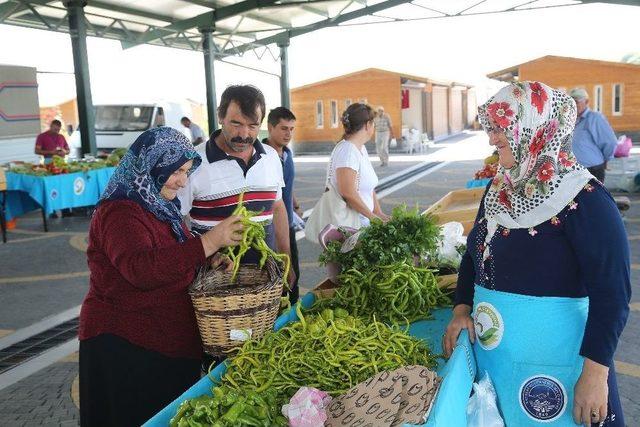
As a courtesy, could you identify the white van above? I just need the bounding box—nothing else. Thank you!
[69,100,195,158]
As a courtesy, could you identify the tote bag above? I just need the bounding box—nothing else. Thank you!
[305,182,361,244]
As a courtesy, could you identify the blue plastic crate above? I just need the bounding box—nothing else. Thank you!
[144,293,476,427]
[465,178,491,189]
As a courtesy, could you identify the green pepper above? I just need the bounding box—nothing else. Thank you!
[237,413,263,426]
[221,401,246,423]
[223,389,239,406]
[321,308,334,322]
[334,307,349,319]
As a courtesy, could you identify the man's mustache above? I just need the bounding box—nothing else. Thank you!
[229,136,253,144]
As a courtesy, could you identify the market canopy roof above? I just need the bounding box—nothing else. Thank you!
[0,0,637,60]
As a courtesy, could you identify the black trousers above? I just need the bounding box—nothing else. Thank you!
[287,226,300,305]
[588,162,606,183]
[79,334,201,427]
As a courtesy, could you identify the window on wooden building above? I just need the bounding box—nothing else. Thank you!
[612,84,623,116]
[330,100,339,128]
[593,85,603,113]
[345,99,352,109]
[316,100,324,128]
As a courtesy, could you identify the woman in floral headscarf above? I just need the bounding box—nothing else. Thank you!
[79,127,244,427]
[443,83,630,426]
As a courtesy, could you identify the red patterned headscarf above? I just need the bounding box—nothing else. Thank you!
[477,82,592,229]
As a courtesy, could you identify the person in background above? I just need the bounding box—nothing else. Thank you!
[181,116,205,146]
[79,127,243,427]
[569,87,618,183]
[35,119,72,218]
[35,119,69,164]
[326,103,389,227]
[373,106,394,167]
[444,82,629,426]
[178,85,295,289]
[263,106,300,304]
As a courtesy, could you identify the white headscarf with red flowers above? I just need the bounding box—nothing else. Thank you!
[477,81,592,231]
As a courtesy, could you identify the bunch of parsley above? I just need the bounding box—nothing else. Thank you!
[319,205,442,272]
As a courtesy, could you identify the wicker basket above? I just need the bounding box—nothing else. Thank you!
[189,257,284,356]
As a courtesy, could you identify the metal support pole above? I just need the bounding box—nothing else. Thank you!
[65,0,96,156]
[200,27,218,134]
[278,37,291,109]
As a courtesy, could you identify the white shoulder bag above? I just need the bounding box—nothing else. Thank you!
[305,158,361,244]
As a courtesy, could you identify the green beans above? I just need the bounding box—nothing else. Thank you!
[218,305,439,413]
[314,260,451,325]
[226,193,290,284]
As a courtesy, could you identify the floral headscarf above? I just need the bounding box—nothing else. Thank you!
[99,126,201,242]
[477,81,592,230]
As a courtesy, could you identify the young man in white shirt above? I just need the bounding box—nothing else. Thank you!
[181,117,205,146]
[178,86,295,287]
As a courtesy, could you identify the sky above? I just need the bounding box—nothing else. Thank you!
[0,2,638,109]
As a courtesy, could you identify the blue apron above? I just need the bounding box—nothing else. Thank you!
[472,285,588,426]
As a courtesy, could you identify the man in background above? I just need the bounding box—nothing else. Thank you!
[35,119,69,164]
[263,107,301,304]
[373,106,394,167]
[569,88,617,183]
[181,116,205,146]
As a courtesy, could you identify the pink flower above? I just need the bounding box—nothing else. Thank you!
[530,82,548,114]
[537,161,555,182]
[551,216,561,226]
[528,228,538,236]
[498,189,512,210]
[558,151,575,168]
[512,86,525,101]
[487,102,514,129]
[545,119,559,141]
[529,128,546,156]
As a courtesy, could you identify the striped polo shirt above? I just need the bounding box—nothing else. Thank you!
[178,131,284,250]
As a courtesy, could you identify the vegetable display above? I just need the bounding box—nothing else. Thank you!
[473,152,499,180]
[313,261,451,324]
[319,205,442,273]
[226,193,290,283]
[219,305,439,412]
[171,201,456,426]
[8,152,124,176]
[170,384,286,427]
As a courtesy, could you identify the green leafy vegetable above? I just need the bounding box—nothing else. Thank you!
[319,205,442,273]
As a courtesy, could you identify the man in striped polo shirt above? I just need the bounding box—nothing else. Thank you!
[178,85,294,286]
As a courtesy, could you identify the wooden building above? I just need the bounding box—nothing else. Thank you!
[488,56,640,138]
[290,68,475,153]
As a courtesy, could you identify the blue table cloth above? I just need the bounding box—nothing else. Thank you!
[4,168,115,220]
[145,293,476,427]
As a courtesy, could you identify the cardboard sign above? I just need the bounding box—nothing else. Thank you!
[325,365,441,427]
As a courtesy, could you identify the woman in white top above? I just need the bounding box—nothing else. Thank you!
[327,103,389,226]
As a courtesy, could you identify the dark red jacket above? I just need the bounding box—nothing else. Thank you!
[79,200,206,359]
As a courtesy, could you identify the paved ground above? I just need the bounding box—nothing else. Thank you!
[0,132,638,425]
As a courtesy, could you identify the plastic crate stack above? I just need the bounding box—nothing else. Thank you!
[604,157,640,192]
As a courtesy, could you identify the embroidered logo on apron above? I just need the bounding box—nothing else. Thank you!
[519,375,567,422]
[474,302,504,350]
